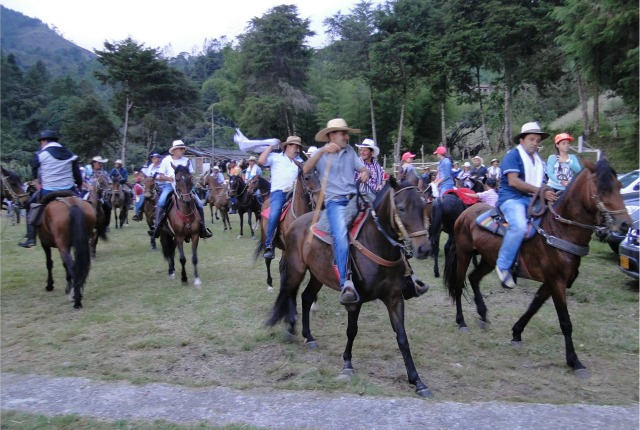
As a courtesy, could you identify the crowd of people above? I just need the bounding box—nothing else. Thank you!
[17,120,582,298]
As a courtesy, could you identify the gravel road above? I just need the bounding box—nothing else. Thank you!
[2,373,638,429]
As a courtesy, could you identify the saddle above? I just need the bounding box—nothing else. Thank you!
[475,208,539,240]
[29,190,78,226]
[260,198,292,223]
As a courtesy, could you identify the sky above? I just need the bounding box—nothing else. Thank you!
[1,0,383,56]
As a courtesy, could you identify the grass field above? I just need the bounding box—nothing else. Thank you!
[1,209,638,405]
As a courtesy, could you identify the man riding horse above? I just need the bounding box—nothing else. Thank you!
[19,130,83,248]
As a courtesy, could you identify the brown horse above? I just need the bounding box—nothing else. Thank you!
[267,177,432,396]
[37,192,96,309]
[1,166,30,222]
[204,175,231,230]
[443,159,631,376]
[140,174,159,250]
[108,172,128,228]
[254,165,321,290]
[159,164,202,286]
[85,173,110,259]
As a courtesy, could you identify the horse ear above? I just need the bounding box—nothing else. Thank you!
[389,175,398,189]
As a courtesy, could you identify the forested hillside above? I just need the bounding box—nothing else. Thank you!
[1,1,637,179]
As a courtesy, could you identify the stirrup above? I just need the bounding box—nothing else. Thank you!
[339,280,360,305]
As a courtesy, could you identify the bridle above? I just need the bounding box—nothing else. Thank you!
[1,174,29,207]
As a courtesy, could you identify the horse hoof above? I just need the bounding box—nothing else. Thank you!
[574,368,591,379]
[282,330,295,342]
[267,286,274,292]
[310,302,318,312]
[45,286,54,292]
[476,319,490,330]
[416,388,433,398]
[237,235,242,239]
[194,278,202,288]
[458,326,470,333]
[305,340,318,349]
[511,340,523,349]
[169,273,176,280]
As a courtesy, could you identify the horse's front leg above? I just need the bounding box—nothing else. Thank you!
[191,237,201,287]
[511,284,551,345]
[301,275,323,348]
[237,213,244,239]
[550,285,587,375]
[44,245,55,291]
[177,239,188,285]
[431,232,441,278]
[247,212,255,238]
[265,258,273,291]
[341,304,362,376]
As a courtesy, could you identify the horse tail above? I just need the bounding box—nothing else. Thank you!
[254,238,264,262]
[443,238,460,302]
[70,205,91,285]
[266,258,290,327]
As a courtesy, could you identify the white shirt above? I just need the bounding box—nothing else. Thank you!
[264,152,300,192]
[158,155,194,189]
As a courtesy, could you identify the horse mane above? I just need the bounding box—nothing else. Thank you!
[1,166,22,183]
[594,158,617,194]
[174,164,191,176]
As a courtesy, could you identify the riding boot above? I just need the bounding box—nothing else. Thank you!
[197,206,213,239]
[18,223,37,248]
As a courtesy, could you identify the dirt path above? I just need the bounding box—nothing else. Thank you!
[1,373,638,429]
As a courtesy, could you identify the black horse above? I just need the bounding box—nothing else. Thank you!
[228,175,261,239]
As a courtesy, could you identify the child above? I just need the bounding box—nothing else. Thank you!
[468,177,498,207]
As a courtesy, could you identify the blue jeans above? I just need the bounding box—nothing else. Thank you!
[157,183,204,211]
[439,179,455,195]
[135,195,145,213]
[496,196,530,271]
[265,190,285,249]
[326,197,349,287]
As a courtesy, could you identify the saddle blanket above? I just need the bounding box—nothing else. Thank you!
[443,188,478,205]
[475,209,538,240]
[260,199,292,222]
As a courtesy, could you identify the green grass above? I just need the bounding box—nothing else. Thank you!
[0,212,638,405]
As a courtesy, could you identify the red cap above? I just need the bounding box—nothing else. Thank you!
[433,146,447,155]
[401,151,416,161]
[554,132,574,145]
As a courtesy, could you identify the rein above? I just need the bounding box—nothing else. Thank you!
[1,175,28,203]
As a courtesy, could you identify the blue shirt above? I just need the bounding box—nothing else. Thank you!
[497,148,530,206]
[437,157,454,189]
[316,145,364,200]
[546,154,582,191]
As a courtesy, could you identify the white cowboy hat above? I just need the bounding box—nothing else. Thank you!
[513,122,549,144]
[248,156,257,161]
[305,145,318,157]
[212,165,220,170]
[314,118,360,142]
[114,159,123,165]
[356,138,379,157]
[92,156,108,163]
[169,140,187,154]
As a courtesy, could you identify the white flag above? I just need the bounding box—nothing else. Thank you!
[233,128,279,153]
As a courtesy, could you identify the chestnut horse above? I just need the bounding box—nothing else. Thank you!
[443,159,631,376]
[85,173,110,259]
[37,192,96,309]
[204,175,231,230]
[108,173,128,229]
[267,177,433,396]
[140,174,159,250]
[254,165,321,290]
[159,165,202,286]
[228,174,261,239]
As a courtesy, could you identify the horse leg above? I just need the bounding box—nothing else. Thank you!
[384,296,432,397]
[300,275,323,348]
[467,258,494,328]
[548,283,588,375]
[237,213,244,239]
[266,257,305,339]
[341,304,362,376]
[511,284,551,346]
[44,246,55,291]
[58,248,75,300]
[177,240,188,285]
[248,212,255,239]
[454,250,474,332]
[161,233,176,279]
[431,231,441,278]
[265,258,273,291]
[191,237,201,287]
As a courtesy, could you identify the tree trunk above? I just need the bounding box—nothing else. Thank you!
[440,101,447,147]
[575,67,590,139]
[121,95,133,165]
[592,84,600,134]
[476,66,490,152]
[503,68,513,150]
[369,87,377,144]
[394,92,406,165]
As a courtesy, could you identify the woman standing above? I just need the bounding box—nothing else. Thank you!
[546,132,582,191]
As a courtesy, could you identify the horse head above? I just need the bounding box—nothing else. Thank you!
[142,176,157,199]
[373,176,430,260]
[228,175,243,197]
[173,164,194,203]
[298,166,321,209]
[1,166,29,208]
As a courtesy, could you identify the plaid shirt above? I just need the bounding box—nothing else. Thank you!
[356,159,384,194]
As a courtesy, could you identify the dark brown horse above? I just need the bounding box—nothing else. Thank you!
[267,177,432,396]
[159,165,202,286]
[228,174,261,239]
[37,192,96,309]
[204,175,231,230]
[254,166,321,291]
[443,159,631,376]
[1,166,29,222]
[140,174,159,250]
[85,173,110,259]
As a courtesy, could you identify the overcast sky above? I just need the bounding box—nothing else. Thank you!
[1,0,383,55]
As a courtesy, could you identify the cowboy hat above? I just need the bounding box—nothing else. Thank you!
[248,155,258,161]
[169,140,187,154]
[305,145,318,157]
[356,138,380,157]
[433,146,447,155]
[212,165,220,170]
[150,153,161,158]
[401,151,416,161]
[472,155,483,165]
[463,162,471,168]
[491,158,499,164]
[92,156,108,163]
[314,118,360,142]
[283,136,303,148]
[114,159,123,165]
[554,132,574,145]
[37,129,59,141]
[513,121,549,144]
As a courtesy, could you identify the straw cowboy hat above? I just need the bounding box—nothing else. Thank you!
[356,138,380,157]
[169,140,187,154]
[314,118,360,142]
[92,156,108,163]
[248,155,258,162]
[472,155,483,165]
[513,121,549,144]
[282,136,303,148]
